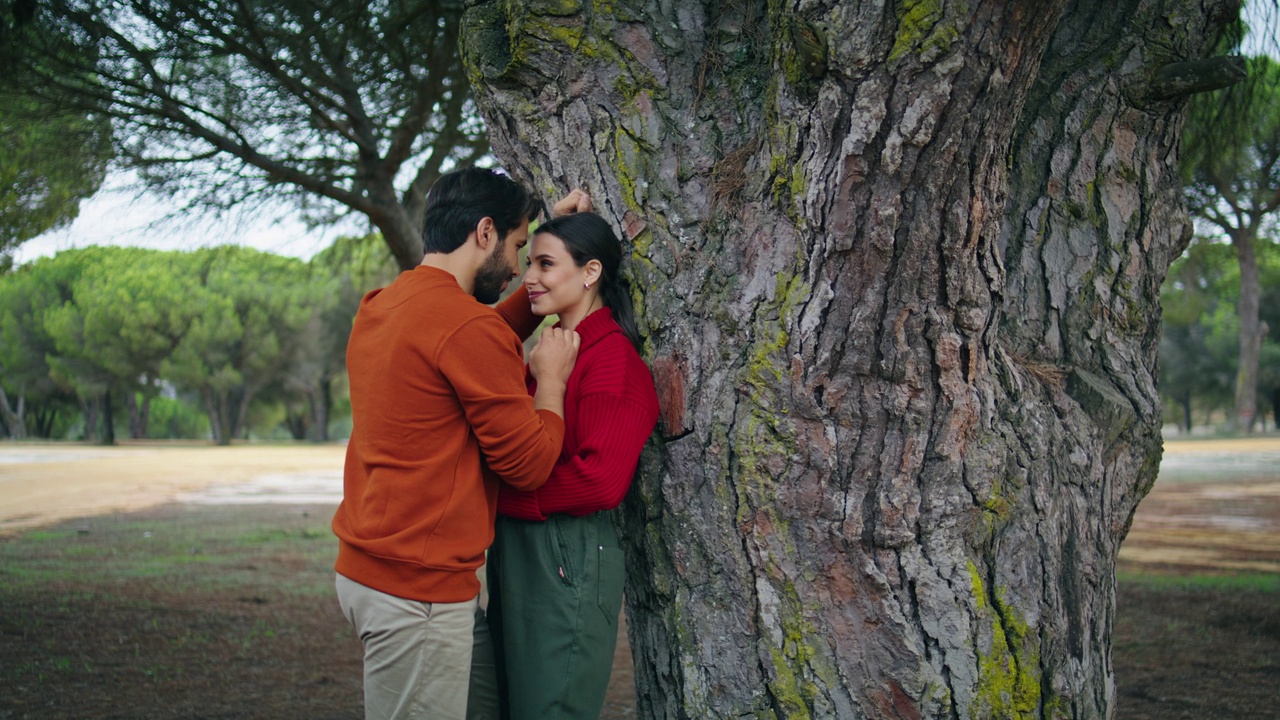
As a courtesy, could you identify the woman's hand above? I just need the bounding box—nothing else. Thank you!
[552,189,592,217]
[529,327,581,387]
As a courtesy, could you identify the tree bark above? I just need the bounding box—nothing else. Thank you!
[311,380,332,443]
[462,1,1235,717]
[81,396,99,443]
[202,388,229,446]
[1232,228,1261,433]
[100,389,115,446]
[0,387,25,440]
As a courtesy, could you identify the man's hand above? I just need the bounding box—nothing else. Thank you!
[529,327,581,387]
[551,189,592,217]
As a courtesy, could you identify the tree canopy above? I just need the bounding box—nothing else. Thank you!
[1180,54,1280,431]
[4,0,485,269]
[0,242,389,443]
[0,67,111,267]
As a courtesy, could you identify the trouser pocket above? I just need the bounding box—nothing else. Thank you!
[594,514,625,626]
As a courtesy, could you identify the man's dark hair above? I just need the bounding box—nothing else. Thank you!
[421,168,545,254]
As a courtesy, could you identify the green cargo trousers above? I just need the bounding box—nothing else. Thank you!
[483,512,625,720]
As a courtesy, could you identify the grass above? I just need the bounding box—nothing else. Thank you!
[0,506,338,595]
[0,503,363,720]
[1118,570,1280,593]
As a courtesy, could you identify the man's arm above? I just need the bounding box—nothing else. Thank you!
[438,316,575,491]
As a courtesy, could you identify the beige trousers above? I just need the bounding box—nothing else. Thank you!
[336,574,478,720]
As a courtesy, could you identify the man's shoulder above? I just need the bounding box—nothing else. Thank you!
[367,269,493,321]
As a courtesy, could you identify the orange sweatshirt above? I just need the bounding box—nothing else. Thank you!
[332,266,564,602]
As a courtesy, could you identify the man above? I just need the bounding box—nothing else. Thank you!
[333,167,587,720]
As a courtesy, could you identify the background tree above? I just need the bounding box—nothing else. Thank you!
[462,1,1242,717]
[5,0,486,270]
[1159,241,1240,431]
[0,254,84,438]
[0,3,112,268]
[7,248,122,441]
[38,247,190,444]
[0,95,112,269]
[68,248,201,438]
[1254,245,1280,428]
[1181,54,1280,432]
[279,232,398,442]
[162,247,327,445]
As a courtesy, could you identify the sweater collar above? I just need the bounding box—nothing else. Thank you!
[560,307,618,351]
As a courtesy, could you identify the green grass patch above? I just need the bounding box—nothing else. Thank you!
[1118,570,1280,593]
[0,505,339,596]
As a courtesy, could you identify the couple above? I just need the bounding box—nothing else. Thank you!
[332,166,659,720]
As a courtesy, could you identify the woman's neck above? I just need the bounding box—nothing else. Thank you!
[558,297,604,332]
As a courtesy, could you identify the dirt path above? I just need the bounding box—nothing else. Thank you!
[4,436,1279,567]
[1119,436,1280,574]
[0,442,346,535]
[1,437,1276,719]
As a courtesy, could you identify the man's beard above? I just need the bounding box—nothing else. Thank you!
[473,249,512,304]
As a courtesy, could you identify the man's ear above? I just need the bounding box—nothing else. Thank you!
[474,217,497,250]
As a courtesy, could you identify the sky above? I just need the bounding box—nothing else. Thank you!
[13,172,362,265]
[12,7,1278,268]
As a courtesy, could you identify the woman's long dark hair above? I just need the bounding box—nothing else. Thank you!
[534,212,643,351]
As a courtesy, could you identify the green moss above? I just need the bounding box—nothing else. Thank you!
[769,646,815,719]
[967,562,1042,720]
[522,17,587,51]
[610,128,644,213]
[764,581,820,719]
[531,0,582,15]
[790,163,807,199]
[887,0,961,62]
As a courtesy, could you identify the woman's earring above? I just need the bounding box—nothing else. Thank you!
[584,281,591,289]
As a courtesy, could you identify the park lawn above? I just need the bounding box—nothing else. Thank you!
[1,503,1277,718]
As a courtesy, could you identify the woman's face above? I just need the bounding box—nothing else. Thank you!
[523,232,594,317]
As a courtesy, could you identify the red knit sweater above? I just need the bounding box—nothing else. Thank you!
[497,306,659,520]
[333,267,565,602]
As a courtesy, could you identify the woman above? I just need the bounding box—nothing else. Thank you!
[488,211,659,720]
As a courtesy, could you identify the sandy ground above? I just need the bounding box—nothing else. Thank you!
[0,441,346,535]
[1119,437,1280,574]
[1,436,1275,719]
[3,436,1279,572]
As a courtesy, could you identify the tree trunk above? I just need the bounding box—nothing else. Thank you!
[1180,389,1193,434]
[0,386,25,440]
[82,396,99,443]
[126,391,147,439]
[1232,228,1261,433]
[139,394,152,439]
[462,1,1234,717]
[100,389,115,446]
[33,406,56,439]
[202,388,230,446]
[369,194,427,271]
[231,385,257,442]
[311,380,332,443]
